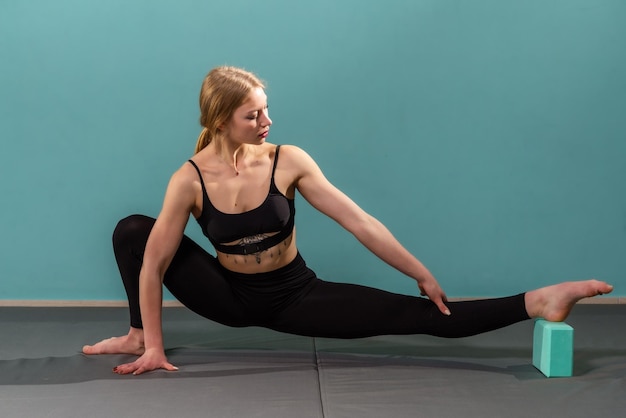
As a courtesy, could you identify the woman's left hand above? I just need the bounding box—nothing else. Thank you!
[418,276,451,316]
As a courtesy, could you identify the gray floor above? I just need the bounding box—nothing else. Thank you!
[1,305,624,418]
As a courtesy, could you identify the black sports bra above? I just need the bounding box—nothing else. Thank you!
[187,145,295,255]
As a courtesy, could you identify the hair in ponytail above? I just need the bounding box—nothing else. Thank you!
[194,127,211,154]
[194,66,265,153]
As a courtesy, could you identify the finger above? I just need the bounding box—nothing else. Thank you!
[429,295,450,316]
[133,363,177,375]
[113,363,136,375]
[164,362,179,372]
[437,300,451,316]
[112,363,126,373]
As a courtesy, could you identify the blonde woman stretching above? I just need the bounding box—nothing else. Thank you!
[83,66,613,375]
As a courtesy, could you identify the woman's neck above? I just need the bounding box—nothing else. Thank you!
[211,140,255,176]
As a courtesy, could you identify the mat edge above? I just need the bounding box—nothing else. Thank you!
[0,297,622,307]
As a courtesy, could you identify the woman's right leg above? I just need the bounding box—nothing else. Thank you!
[83,214,250,355]
[115,214,253,327]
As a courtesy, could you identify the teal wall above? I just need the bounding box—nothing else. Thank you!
[1,0,624,301]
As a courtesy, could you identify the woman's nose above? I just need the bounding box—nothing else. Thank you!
[260,109,272,127]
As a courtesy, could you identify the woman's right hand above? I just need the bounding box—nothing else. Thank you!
[113,347,179,375]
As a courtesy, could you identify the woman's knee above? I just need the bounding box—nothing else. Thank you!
[112,214,155,247]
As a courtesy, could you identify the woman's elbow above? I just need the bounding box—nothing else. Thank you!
[344,213,379,238]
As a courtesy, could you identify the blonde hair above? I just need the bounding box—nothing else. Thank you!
[195,66,265,154]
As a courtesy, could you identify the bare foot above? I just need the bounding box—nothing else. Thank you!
[525,279,613,322]
[82,327,145,356]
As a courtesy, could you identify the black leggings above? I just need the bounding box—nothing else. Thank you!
[113,214,530,339]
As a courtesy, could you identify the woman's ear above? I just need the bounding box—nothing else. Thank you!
[217,119,226,131]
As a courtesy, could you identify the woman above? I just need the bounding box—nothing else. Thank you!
[83,66,613,375]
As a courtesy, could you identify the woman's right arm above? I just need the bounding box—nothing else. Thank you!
[113,166,197,375]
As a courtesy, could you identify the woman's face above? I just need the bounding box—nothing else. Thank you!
[222,87,272,145]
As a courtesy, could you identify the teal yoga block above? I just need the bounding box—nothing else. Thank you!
[532,319,574,377]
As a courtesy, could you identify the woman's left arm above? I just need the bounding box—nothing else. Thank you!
[285,146,450,315]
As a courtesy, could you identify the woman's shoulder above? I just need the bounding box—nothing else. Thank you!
[272,144,327,187]
[166,160,204,196]
[275,144,314,163]
[174,158,202,178]
[275,143,303,152]
[277,144,320,168]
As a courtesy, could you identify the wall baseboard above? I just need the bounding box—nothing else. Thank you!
[0,297,622,307]
[0,300,185,308]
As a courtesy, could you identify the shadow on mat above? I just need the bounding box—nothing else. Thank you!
[1,346,623,385]
[0,349,316,386]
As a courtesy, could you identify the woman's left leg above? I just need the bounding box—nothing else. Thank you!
[270,278,529,339]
